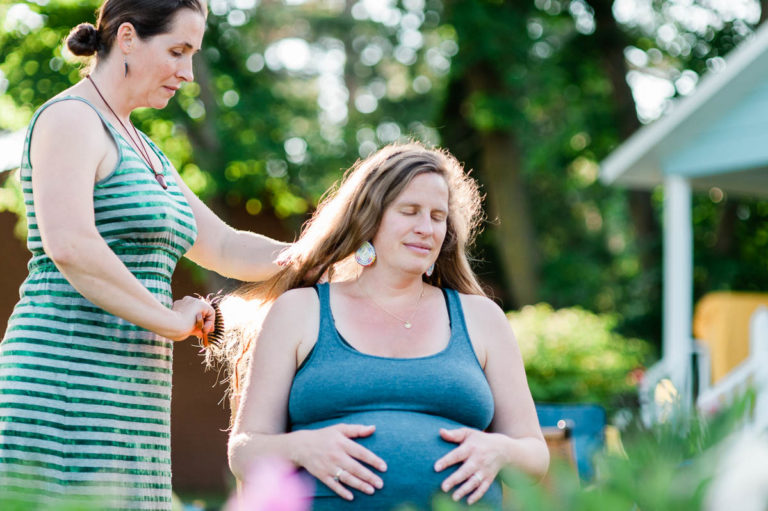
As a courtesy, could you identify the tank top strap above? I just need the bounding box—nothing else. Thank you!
[294,283,341,374]
[316,282,335,337]
[22,95,123,175]
[443,287,483,364]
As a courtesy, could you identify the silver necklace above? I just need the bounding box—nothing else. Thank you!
[357,279,425,329]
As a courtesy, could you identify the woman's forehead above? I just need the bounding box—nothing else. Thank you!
[392,173,449,204]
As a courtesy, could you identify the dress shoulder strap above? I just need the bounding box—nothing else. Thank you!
[22,95,122,173]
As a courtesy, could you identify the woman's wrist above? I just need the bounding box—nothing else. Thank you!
[492,432,518,467]
[157,309,189,341]
[284,430,308,466]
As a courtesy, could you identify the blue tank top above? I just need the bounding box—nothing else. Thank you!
[288,283,503,510]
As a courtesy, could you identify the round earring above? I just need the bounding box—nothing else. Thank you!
[425,263,435,277]
[354,241,376,267]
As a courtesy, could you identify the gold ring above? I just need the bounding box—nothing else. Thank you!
[333,467,344,482]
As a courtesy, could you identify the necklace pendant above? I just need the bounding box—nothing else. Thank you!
[155,173,168,190]
[404,322,412,329]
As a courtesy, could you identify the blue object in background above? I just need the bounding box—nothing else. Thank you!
[535,403,606,480]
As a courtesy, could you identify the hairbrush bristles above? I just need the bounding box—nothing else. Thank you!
[207,293,225,347]
[197,292,225,348]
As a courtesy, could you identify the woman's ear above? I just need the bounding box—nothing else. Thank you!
[115,22,137,55]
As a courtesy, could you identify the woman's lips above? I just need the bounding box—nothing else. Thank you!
[404,243,431,254]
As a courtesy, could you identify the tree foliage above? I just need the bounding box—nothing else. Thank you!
[2,0,768,352]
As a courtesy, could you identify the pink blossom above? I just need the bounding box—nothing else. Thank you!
[225,457,314,511]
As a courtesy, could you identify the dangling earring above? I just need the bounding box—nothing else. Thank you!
[124,57,129,77]
[425,263,435,277]
[355,241,376,267]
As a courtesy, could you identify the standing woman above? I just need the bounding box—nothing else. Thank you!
[0,0,285,508]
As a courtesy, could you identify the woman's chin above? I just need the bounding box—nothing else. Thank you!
[149,97,172,110]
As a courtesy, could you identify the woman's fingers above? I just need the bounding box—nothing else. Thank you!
[201,302,215,334]
[312,424,389,499]
[323,474,354,501]
[336,465,376,495]
[336,423,376,438]
[322,462,378,501]
[440,427,471,443]
[467,477,492,505]
[451,470,486,502]
[342,445,385,488]
[345,439,387,474]
[192,300,215,336]
[434,443,468,472]
[172,296,216,338]
[440,461,476,493]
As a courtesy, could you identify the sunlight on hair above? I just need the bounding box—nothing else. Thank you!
[218,295,269,334]
[204,295,270,412]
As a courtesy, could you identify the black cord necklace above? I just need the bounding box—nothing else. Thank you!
[86,75,168,189]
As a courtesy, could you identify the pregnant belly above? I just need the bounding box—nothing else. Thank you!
[294,411,501,510]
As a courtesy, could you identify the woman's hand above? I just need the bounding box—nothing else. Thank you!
[434,427,510,505]
[169,296,215,341]
[292,424,387,501]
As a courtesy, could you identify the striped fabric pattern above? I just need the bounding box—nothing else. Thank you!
[0,96,197,510]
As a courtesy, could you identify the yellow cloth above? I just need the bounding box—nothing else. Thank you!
[693,292,768,383]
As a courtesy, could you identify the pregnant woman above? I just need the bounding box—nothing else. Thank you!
[227,143,549,510]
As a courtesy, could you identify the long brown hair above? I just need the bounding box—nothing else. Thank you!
[255,142,485,298]
[208,142,487,408]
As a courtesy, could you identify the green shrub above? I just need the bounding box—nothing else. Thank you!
[508,303,652,408]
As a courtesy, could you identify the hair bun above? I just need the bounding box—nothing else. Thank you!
[66,23,101,56]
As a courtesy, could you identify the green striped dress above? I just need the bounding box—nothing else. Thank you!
[0,96,197,510]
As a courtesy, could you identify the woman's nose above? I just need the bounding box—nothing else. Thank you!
[414,213,434,235]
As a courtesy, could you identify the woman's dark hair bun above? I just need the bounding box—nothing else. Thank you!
[66,23,101,56]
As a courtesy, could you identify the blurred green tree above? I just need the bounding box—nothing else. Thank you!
[2,0,768,351]
[437,0,768,349]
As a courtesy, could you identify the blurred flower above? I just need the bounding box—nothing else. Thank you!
[626,367,645,386]
[704,430,768,511]
[224,457,314,511]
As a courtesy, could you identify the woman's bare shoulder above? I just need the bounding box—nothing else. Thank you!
[458,292,507,322]
[272,286,320,309]
[31,98,110,162]
[265,287,322,361]
[458,291,517,357]
[264,287,321,332]
[34,96,104,132]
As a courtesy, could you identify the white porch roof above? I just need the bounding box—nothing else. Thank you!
[600,22,768,197]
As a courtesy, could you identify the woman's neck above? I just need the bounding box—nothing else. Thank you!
[357,267,425,300]
[87,65,137,122]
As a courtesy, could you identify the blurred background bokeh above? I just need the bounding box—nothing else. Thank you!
[2,0,768,501]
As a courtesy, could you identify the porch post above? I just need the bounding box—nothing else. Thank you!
[663,175,693,409]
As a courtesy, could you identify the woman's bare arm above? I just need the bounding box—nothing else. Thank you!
[169,165,288,282]
[31,101,208,340]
